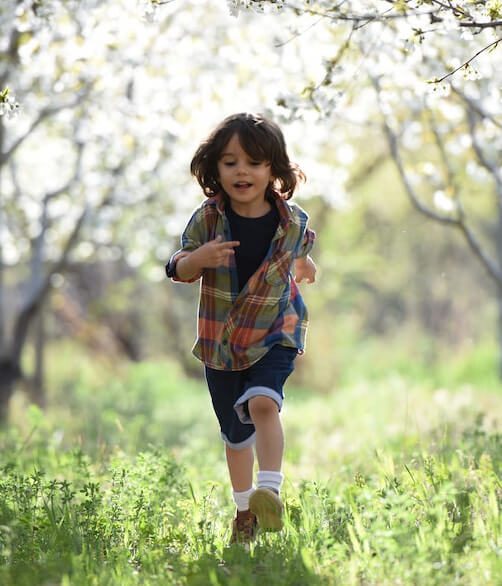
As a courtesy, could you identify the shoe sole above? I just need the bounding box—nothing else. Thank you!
[249,488,283,532]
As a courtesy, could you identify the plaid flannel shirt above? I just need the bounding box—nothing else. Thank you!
[167,190,315,371]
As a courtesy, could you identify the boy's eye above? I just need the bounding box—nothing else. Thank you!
[220,159,264,167]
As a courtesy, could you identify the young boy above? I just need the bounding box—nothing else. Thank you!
[166,113,316,543]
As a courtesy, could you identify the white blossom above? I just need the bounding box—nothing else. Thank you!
[0,90,20,118]
[433,190,456,213]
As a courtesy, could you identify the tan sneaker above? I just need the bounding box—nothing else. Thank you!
[230,509,258,544]
[249,488,284,532]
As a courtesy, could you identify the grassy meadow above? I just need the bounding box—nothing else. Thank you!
[0,341,501,585]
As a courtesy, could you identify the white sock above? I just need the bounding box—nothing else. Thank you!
[257,470,284,495]
[233,487,255,512]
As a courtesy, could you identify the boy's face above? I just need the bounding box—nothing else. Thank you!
[217,134,274,216]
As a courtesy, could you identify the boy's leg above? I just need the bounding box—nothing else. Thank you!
[235,346,297,531]
[247,396,285,530]
[204,366,258,543]
[226,445,257,543]
[247,396,283,472]
[226,444,254,492]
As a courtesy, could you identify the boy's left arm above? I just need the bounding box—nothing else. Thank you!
[293,212,316,284]
[291,204,316,284]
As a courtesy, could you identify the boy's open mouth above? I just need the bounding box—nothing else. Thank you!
[234,182,252,188]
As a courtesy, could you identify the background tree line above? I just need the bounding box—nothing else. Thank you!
[0,0,500,419]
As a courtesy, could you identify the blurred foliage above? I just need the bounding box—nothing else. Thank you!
[2,0,501,398]
[16,336,501,456]
[32,153,498,389]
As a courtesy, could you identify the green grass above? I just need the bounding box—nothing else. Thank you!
[304,318,502,393]
[1,344,501,585]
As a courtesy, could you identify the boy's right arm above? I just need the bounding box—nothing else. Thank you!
[171,236,240,281]
[174,250,203,281]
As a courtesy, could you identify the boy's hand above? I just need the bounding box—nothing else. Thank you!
[294,255,316,284]
[192,235,240,269]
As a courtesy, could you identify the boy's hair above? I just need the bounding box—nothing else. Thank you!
[190,112,305,200]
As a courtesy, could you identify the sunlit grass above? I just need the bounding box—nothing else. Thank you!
[2,342,501,585]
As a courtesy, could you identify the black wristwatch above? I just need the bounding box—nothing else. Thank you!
[165,257,178,279]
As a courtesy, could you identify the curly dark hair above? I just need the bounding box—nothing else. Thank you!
[190,112,305,200]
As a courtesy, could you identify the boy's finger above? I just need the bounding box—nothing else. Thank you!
[220,240,240,248]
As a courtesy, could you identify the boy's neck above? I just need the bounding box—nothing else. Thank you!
[229,198,272,218]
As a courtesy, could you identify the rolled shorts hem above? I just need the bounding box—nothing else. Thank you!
[234,385,283,424]
[221,431,256,450]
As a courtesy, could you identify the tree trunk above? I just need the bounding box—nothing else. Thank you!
[0,116,5,356]
[497,285,502,380]
[497,202,502,378]
[0,358,22,423]
[28,304,46,408]
[0,288,46,419]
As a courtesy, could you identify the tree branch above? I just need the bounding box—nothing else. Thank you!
[0,28,21,90]
[302,26,355,111]
[283,1,436,24]
[11,140,132,362]
[459,20,502,29]
[283,0,502,30]
[14,134,87,362]
[371,74,502,285]
[29,140,85,291]
[12,203,90,361]
[430,36,502,83]
[371,77,457,225]
[274,15,326,48]
[451,84,502,129]
[466,107,502,192]
[429,0,468,19]
[7,158,30,241]
[427,108,458,194]
[0,91,89,166]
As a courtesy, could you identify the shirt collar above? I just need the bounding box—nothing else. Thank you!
[211,190,293,237]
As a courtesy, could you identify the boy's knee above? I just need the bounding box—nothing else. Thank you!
[248,395,278,419]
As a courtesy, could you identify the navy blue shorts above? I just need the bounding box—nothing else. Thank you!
[204,344,298,450]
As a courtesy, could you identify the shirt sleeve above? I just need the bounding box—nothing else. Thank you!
[166,206,208,283]
[292,206,316,259]
[295,226,316,258]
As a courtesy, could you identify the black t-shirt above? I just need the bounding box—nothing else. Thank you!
[226,203,280,292]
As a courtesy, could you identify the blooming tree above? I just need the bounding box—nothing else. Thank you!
[0,0,209,414]
[0,0,351,415]
[2,0,501,416]
[231,0,502,372]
